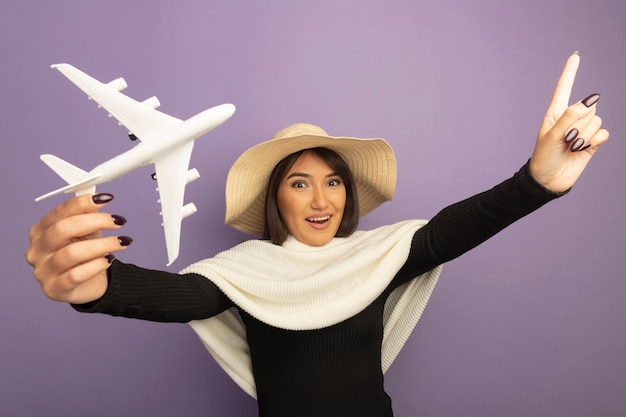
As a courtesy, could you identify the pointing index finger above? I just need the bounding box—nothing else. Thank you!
[549,51,580,110]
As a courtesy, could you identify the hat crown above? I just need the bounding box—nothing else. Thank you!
[271,123,328,141]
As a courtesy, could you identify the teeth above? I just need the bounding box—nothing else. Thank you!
[307,216,330,222]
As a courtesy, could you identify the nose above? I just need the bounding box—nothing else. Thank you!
[311,187,329,210]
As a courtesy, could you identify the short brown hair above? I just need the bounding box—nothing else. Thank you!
[263,147,359,245]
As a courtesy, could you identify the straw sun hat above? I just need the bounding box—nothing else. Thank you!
[224,123,397,236]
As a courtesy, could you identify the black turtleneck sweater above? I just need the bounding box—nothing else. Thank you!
[74,163,564,417]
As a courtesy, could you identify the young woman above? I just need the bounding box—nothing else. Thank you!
[25,53,608,416]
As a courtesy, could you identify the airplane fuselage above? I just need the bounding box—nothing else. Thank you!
[83,103,234,187]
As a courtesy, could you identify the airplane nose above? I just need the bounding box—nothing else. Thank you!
[216,103,236,119]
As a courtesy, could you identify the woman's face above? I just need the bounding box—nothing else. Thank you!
[277,151,346,246]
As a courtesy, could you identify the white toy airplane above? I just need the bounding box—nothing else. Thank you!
[35,63,236,266]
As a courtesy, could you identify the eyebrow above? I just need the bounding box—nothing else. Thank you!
[286,171,339,179]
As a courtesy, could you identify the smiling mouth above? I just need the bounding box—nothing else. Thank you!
[306,215,331,224]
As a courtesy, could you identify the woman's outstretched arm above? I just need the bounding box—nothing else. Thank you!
[395,52,609,283]
[25,192,233,322]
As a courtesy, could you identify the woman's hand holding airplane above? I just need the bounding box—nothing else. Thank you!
[25,193,131,304]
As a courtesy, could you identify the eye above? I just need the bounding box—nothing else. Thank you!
[290,180,308,189]
[327,178,342,187]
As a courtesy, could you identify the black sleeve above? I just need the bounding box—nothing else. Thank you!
[393,161,568,284]
[71,260,234,323]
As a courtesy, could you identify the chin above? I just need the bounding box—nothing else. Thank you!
[308,238,333,246]
[297,231,337,247]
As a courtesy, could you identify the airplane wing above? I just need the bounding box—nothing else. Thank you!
[52,63,182,141]
[153,140,196,266]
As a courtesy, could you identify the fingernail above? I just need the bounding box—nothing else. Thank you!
[570,137,585,152]
[105,253,116,263]
[93,193,114,204]
[112,214,127,226]
[582,93,600,107]
[118,236,133,247]
[564,128,578,143]
[579,142,592,152]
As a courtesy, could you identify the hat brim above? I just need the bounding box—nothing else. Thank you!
[225,131,396,236]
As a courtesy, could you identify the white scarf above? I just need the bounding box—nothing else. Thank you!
[181,219,443,398]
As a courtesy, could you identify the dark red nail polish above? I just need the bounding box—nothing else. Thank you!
[582,93,600,107]
[118,236,133,246]
[93,193,114,204]
[105,253,116,263]
[570,137,585,152]
[112,214,127,226]
[579,142,592,152]
[564,128,578,143]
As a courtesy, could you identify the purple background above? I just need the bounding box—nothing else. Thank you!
[2,1,625,416]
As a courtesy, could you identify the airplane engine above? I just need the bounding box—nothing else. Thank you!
[142,96,161,109]
[107,77,127,92]
[182,203,198,219]
[186,168,200,184]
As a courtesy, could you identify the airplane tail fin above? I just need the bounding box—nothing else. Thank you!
[40,154,87,183]
[35,154,99,201]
